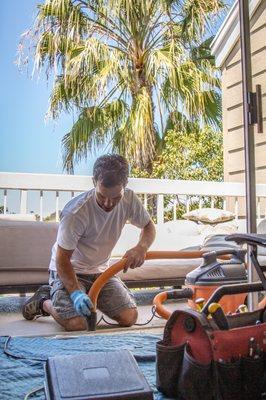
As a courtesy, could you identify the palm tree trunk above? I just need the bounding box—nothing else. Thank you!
[131,50,157,173]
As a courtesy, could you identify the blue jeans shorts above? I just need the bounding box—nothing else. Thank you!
[49,271,137,320]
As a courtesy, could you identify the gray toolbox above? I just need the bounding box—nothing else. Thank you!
[44,349,154,400]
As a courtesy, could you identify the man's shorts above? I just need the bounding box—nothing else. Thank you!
[49,271,137,320]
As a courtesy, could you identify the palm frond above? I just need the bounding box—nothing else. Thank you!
[62,99,128,172]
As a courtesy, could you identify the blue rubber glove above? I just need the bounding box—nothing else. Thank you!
[70,290,93,317]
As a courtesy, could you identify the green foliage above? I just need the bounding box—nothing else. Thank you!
[132,126,223,181]
[23,0,226,172]
[132,126,224,221]
[152,127,223,181]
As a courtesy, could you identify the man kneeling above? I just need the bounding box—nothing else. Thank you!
[22,155,156,331]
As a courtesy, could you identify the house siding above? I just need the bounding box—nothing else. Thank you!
[221,1,266,215]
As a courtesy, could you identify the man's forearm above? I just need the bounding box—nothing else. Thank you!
[138,220,156,251]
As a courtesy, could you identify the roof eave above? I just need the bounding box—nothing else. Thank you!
[211,0,262,68]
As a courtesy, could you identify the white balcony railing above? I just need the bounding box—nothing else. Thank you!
[1,172,266,223]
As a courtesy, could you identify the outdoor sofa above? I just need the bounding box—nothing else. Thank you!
[0,218,264,295]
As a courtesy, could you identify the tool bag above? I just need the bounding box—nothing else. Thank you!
[156,303,266,400]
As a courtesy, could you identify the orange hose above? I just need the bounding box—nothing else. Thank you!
[153,291,171,320]
[88,250,207,311]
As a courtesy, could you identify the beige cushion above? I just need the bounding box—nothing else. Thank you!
[111,224,140,257]
[201,234,240,252]
[112,222,203,281]
[257,219,266,235]
[112,221,202,257]
[198,221,238,238]
[0,221,57,285]
[114,258,201,280]
[235,219,247,233]
[183,208,235,224]
[255,218,266,256]
[161,220,200,236]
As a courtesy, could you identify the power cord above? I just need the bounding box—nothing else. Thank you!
[100,305,160,327]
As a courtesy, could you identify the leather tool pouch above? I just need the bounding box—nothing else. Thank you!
[156,308,266,400]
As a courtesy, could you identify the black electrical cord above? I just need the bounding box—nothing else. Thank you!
[134,305,158,326]
[101,305,159,327]
[96,314,104,325]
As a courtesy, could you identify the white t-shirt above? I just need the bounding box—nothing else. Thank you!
[49,188,150,274]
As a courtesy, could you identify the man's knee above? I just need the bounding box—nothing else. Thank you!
[114,308,138,327]
[63,316,87,331]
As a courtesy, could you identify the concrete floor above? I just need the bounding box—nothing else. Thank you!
[0,301,187,337]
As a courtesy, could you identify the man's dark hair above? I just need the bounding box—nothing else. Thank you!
[93,154,129,187]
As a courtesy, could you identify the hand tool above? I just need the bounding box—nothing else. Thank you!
[236,304,248,313]
[208,302,229,330]
[195,297,205,312]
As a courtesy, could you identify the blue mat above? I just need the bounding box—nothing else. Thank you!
[0,334,171,400]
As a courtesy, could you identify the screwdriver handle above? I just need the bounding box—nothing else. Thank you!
[236,304,248,313]
[195,297,205,312]
[208,303,229,330]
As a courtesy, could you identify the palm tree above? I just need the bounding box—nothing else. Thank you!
[27,0,225,173]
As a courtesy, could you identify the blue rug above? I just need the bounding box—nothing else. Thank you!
[0,334,171,399]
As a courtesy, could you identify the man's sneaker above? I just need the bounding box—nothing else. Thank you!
[22,285,51,320]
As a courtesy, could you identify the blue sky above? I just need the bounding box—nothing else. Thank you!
[0,0,100,176]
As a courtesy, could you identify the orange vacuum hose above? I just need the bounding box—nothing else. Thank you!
[152,291,171,320]
[88,250,206,312]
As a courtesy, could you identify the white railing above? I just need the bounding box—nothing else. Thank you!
[1,172,266,223]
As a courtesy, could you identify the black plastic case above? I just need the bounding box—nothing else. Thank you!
[44,349,154,400]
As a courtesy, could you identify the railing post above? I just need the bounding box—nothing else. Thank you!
[173,198,177,221]
[199,196,203,209]
[40,191,43,222]
[186,196,190,213]
[234,197,239,220]
[20,190,27,214]
[223,199,227,210]
[56,191,59,222]
[4,190,7,214]
[144,194,148,210]
[157,194,164,225]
